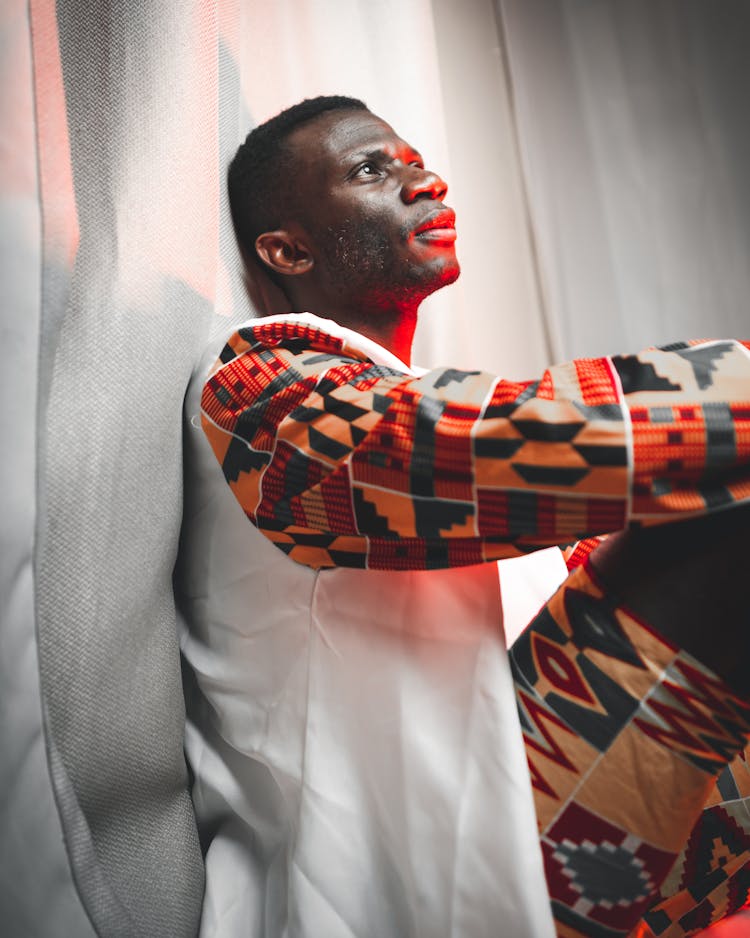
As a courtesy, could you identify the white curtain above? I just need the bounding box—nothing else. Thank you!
[499,0,750,360]
[3,1,749,935]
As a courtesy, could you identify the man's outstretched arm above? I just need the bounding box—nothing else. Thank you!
[201,319,750,570]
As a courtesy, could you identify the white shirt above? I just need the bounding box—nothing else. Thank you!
[178,314,557,938]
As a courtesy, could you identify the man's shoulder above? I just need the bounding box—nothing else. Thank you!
[200,313,415,445]
[211,313,415,376]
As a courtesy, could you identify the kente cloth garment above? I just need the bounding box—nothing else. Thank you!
[561,543,750,938]
[192,313,750,936]
[510,555,750,938]
[202,318,750,570]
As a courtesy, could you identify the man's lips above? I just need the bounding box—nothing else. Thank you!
[413,208,457,243]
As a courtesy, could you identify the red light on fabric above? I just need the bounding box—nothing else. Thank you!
[694,906,750,937]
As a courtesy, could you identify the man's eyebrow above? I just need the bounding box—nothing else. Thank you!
[346,146,424,165]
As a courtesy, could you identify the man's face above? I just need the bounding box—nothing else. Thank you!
[284,109,460,309]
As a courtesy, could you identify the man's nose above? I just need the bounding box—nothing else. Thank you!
[401,166,448,203]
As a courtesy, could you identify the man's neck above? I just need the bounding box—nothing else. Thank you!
[346,309,417,366]
[283,279,423,366]
[289,297,418,366]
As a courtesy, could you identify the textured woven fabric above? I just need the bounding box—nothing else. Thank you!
[511,560,750,937]
[202,319,750,570]
[29,2,218,934]
[633,754,750,937]
[528,507,750,938]
[564,543,750,937]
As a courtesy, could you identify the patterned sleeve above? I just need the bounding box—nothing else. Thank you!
[201,320,750,570]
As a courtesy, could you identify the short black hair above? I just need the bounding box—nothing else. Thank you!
[228,95,368,262]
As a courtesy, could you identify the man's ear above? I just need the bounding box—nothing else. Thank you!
[239,249,293,316]
[255,230,314,277]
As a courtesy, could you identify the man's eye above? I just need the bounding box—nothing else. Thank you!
[355,161,380,177]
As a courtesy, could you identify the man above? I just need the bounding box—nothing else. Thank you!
[180,95,750,938]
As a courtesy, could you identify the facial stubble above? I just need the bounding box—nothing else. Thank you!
[319,216,452,308]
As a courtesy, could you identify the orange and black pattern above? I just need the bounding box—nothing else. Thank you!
[635,756,750,937]
[201,321,750,571]
[510,560,750,938]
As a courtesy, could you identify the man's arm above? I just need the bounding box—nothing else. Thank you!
[201,319,750,570]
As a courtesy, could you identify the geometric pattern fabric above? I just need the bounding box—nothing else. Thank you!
[510,560,750,937]
[203,322,750,571]
[632,756,750,937]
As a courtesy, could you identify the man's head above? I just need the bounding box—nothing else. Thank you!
[228,95,459,339]
[228,95,368,276]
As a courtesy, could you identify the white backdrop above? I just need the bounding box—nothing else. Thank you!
[500,0,750,360]
[2,2,749,936]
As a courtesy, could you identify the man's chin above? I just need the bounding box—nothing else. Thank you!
[409,266,460,311]
[446,261,461,285]
[428,259,461,293]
